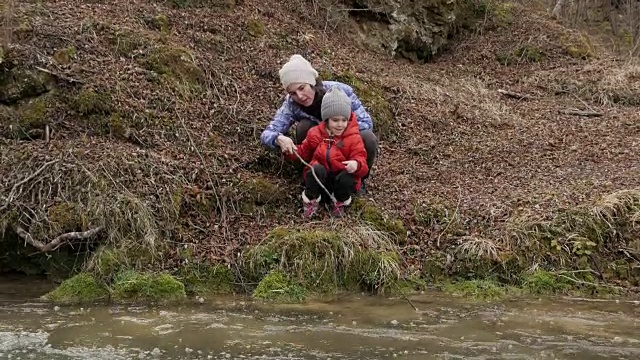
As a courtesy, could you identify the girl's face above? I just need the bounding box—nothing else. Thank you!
[286,83,315,107]
[327,116,348,136]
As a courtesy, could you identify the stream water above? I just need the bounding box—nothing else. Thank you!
[1,274,639,359]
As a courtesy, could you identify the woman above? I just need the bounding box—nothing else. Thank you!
[260,54,378,193]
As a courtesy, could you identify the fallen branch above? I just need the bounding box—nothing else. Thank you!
[35,66,84,84]
[498,89,534,100]
[15,225,104,252]
[558,108,603,117]
[0,159,58,212]
[292,150,337,204]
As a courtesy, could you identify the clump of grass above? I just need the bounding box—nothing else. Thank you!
[42,272,109,305]
[352,198,407,244]
[111,270,186,303]
[521,269,573,295]
[253,269,307,302]
[177,262,235,296]
[242,222,402,301]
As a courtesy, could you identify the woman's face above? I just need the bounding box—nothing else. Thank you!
[326,116,348,136]
[286,83,315,107]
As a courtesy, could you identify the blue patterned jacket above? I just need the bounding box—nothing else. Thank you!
[260,81,374,148]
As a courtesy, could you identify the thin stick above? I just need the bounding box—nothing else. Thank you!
[292,150,337,204]
[15,225,104,252]
[558,108,603,117]
[498,89,534,100]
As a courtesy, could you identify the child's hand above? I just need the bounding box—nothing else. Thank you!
[342,160,358,173]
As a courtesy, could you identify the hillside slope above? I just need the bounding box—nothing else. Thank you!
[1,0,639,298]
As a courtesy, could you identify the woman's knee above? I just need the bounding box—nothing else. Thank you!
[295,119,317,144]
[360,130,378,155]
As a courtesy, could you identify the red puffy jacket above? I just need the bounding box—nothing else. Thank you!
[287,112,369,191]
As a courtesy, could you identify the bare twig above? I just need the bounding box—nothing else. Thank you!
[437,187,462,247]
[35,66,84,84]
[0,159,58,212]
[292,150,337,204]
[498,89,534,100]
[15,225,104,252]
[558,108,603,117]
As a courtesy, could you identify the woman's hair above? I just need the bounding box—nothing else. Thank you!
[313,77,325,96]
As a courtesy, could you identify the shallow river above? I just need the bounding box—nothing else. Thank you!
[1,274,640,359]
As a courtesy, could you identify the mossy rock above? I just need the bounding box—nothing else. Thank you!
[72,88,112,116]
[0,68,51,105]
[565,34,595,60]
[42,273,109,305]
[177,262,235,296]
[352,198,407,243]
[252,269,307,303]
[320,70,396,141]
[142,45,205,86]
[111,270,186,303]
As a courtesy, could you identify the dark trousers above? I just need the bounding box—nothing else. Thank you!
[304,165,355,202]
[295,119,378,180]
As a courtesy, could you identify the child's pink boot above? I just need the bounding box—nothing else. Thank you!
[302,191,321,218]
[331,196,352,217]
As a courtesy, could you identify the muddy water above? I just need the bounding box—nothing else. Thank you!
[1,275,640,359]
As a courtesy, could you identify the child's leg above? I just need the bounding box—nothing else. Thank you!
[302,164,327,218]
[333,171,356,205]
[304,164,328,200]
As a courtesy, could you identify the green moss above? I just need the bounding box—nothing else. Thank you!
[246,18,265,37]
[496,45,545,65]
[53,46,77,65]
[240,177,286,207]
[142,45,205,87]
[352,198,407,243]
[521,270,572,295]
[443,280,519,301]
[177,262,234,296]
[111,270,186,303]
[72,89,112,116]
[18,97,48,128]
[108,28,146,57]
[145,14,171,32]
[320,70,396,140]
[566,34,595,60]
[42,273,109,305]
[252,270,307,302]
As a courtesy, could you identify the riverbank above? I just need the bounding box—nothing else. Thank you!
[1,0,639,305]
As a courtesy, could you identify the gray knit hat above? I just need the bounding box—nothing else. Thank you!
[278,54,318,89]
[321,87,351,121]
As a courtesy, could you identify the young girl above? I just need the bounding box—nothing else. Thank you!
[285,87,369,217]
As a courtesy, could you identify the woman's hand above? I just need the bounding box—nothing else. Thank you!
[342,160,358,173]
[276,135,296,155]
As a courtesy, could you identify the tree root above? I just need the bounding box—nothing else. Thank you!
[15,225,104,252]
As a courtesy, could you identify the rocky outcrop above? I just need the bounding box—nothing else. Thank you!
[343,0,475,62]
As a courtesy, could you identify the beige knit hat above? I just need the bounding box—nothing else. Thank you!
[321,87,351,121]
[278,54,318,89]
